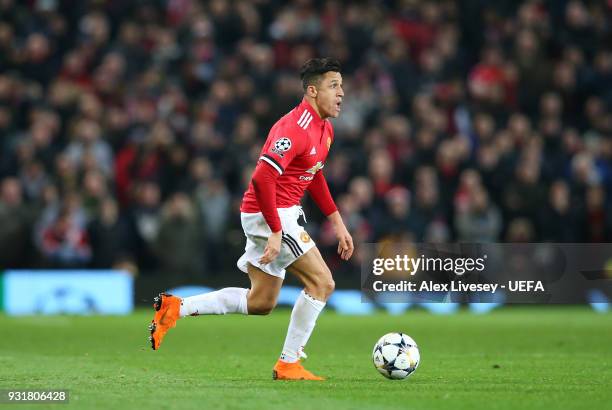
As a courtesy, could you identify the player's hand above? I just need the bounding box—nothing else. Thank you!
[259,231,282,264]
[335,225,354,261]
[327,211,354,260]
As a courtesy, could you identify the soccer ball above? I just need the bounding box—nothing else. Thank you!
[372,332,420,380]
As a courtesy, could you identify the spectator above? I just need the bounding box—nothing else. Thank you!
[583,185,610,242]
[410,166,447,241]
[455,187,502,242]
[194,176,231,272]
[155,192,204,283]
[88,198,133,268]
[40,206,91,267]
[0,178,34,268]
[502,155,546,221]
[127,181,162,272]
[538,180,581,242]
[379,187,416,240]
[64,118,113,176]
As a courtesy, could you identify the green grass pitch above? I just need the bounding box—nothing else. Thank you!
[1,307,611,410]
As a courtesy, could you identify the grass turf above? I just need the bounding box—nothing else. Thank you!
[0,307,611,410]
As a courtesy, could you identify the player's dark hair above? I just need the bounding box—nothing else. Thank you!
[300,58,341,91]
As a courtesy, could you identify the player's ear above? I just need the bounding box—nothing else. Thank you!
[306,84,317,98]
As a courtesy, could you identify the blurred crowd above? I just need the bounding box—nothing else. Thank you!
[1,0,611,283]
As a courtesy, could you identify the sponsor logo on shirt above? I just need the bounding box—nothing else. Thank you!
[306,161,324,175]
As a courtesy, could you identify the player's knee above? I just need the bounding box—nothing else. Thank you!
[312,270,335,299]
[322,278,335,298]
[247,298,276,315]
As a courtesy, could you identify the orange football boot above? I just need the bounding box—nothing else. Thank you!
[272,359,325,381]
[148,292,181,350]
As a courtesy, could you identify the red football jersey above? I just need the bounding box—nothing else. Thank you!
[241,98,334,213]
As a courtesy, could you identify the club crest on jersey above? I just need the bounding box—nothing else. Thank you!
[306,161,324,174]
[300,231,311,243]
[272,137,292,157]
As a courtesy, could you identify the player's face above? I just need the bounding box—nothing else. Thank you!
[315,71,344,119]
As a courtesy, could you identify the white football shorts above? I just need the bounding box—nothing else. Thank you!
[237,205,316,279]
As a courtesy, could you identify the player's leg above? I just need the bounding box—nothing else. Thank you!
[166,263,280,317]
[273,246,333,380]
[150,209,286,349]
[245,262,283,315]
[179,287,249,317]
[174,264,280,317]
[281,246,334,361]
[150,285,249,350]
[149,264,281,350]
[286,246,334,300]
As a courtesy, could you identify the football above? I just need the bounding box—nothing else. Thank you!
[372,332,420,380]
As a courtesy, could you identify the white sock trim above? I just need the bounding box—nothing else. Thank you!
[301,290,325,311]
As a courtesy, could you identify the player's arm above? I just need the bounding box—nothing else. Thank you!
[307,171,354,261]
[251,162,282,264]
[253,129,305,264]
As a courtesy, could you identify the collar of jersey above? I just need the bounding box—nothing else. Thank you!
[298,98,324,128]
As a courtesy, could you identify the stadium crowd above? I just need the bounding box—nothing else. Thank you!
[0,0,611,283]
